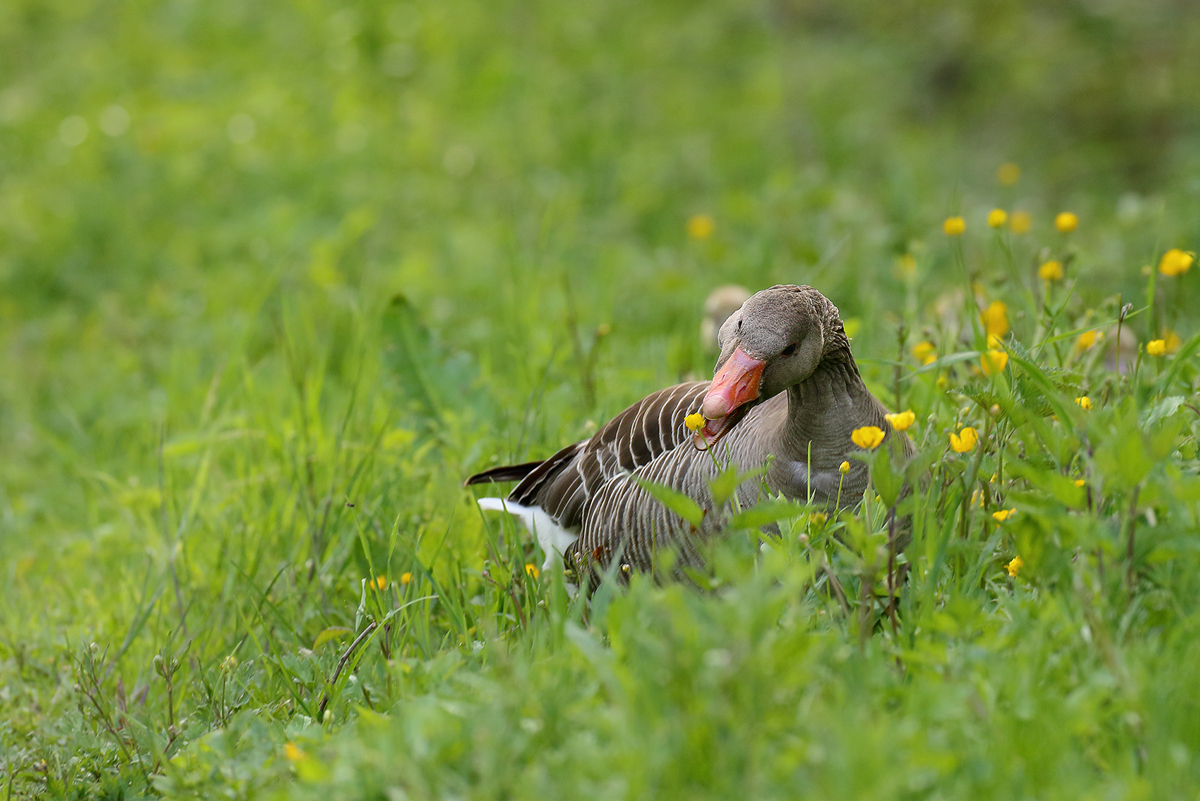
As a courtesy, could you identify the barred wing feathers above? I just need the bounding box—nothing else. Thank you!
[509,381,709,528]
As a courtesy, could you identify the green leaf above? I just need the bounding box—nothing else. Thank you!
[708,466,741,507]
[1141,395,1187,430]
[708,465,766,507]
[1094,407,1155,490]
[380,294,441,418]
[870,444,905,508]
[905,447,940,486]
[1170,474,1200,503]
[633,478,705,527]
[314,627,354,650]
[728,499,806,530]
[1149,415,1186,460]
[1006,348,1081,430]
[1005,460,1086,508]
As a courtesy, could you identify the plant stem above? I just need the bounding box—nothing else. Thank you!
[886,505,899,636]
[1126,484,1141,598]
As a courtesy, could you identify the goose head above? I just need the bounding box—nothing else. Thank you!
[696,285,841,448]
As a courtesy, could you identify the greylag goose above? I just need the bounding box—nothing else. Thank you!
[466,285,909,576]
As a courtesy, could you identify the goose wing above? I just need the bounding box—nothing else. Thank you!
[470,381,710,530]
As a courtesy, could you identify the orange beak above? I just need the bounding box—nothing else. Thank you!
[695,346,765,449]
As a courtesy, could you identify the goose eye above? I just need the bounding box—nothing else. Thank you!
[781,343,798,357]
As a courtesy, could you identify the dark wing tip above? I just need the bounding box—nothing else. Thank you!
[463,460,545,488]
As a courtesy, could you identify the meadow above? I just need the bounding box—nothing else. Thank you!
[2,0,1200,797]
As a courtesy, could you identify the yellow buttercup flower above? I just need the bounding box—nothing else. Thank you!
[687,214,714,241]
[1075,396,1092,410]
[1076,330,1102,350]
[987,208,1008,228]
[1010,210,1032,234]
[943,216,966,236]
[810,512,827,528]
[284,743,307,762]
[1158,248,1194,277]
[1038,260,1063,281]
[992,508,1017,522]
[371,575,387,590]
[525,563,540,578]
[400,572,413,585]
[839,460,850,474]
[1006,555,1024,577]
[912,341,937,365]
[884,410,916,431]
[981,301,1009,338]
[949,427,978,453]
[1164,331,1182,354]
[1147,339,1167,357]
[997,162,1020,186]
[1054,212,1078,233]
[1074,479,1086,487]
[980,349,1009,376]
[851,426,885,450]
[684,412,706,432]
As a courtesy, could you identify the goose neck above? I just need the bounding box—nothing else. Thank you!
[778,355,871,467]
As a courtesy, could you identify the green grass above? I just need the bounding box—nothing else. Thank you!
[3,0,1200,797]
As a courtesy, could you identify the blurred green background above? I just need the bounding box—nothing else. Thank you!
[4,0,1199,506]
[3,0,1200,795]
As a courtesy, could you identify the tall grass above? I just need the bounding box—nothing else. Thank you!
[2,0,1199,797]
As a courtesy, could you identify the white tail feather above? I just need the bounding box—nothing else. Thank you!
[476,498,579,571]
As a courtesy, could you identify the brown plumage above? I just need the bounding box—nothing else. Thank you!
[466,285,911,580]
